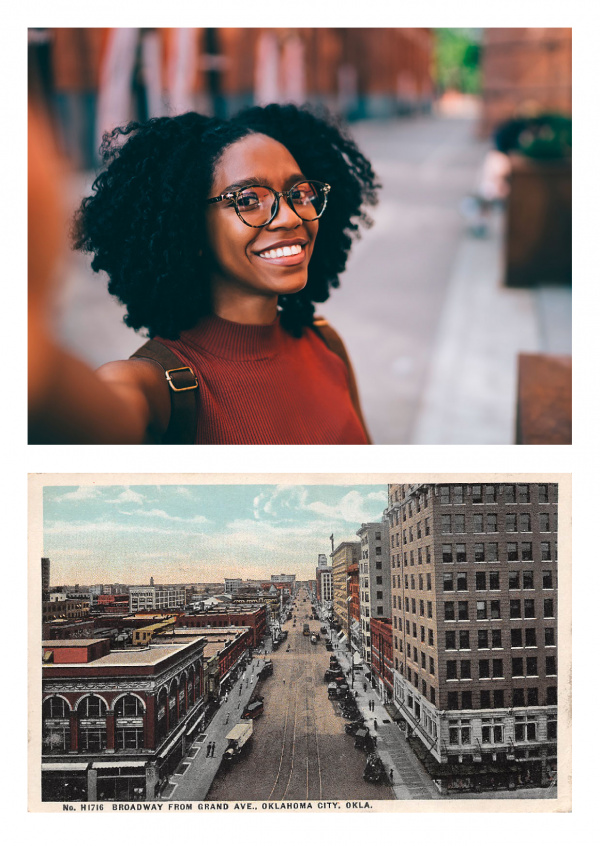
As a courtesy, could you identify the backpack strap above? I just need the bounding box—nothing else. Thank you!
[312,317,372,444]
[130,339,198,445]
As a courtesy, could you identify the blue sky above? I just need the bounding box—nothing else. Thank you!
[43,483,388,585]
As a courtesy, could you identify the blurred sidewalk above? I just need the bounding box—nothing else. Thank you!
[410,210,572,444]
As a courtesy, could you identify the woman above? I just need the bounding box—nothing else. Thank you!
[67,104,379,444]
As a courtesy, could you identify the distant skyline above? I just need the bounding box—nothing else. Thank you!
[43,483,388,585]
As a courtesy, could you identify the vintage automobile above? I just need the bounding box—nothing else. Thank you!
[363,753,386,783]
[242,699,264,720]
[344,718,366,735]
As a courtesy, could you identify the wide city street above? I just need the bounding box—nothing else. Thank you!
[206,591,394,801]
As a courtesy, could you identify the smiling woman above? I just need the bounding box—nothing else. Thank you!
[30,103,379,445]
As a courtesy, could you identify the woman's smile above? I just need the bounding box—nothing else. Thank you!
[255,238,308,265]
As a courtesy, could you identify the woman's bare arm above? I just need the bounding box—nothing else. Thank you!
[29,314,171,444]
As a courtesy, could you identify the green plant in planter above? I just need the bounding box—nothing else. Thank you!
[517,114,572,160]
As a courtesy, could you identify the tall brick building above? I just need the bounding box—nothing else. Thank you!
[386,482,558,792]
[356,522,391,663]
[331,541,360,640]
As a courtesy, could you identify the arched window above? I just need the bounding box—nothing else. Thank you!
[115,695,145,751]
[156,688,168,742]
[42,697,70,752]
[77,696,107,752]
[115,695,144,718]
[77,695,107,718]
[169,679,178,725]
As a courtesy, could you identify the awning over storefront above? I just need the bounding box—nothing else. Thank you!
[92,760,147,769]
[42,762,88,771]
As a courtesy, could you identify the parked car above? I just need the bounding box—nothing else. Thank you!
[344,718,366,735]
[363,753,386,783]
[259,660,273,679]
[242,699,264,720]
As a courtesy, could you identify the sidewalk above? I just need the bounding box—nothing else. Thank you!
[162,655,267,801]
[331,637,440,800]
[410,207,572,444]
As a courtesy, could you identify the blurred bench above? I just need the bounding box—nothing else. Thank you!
[515,354,572,444]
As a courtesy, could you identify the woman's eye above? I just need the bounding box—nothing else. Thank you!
[237,192,260,208]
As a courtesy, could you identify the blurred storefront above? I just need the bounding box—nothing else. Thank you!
[29,27,434,169]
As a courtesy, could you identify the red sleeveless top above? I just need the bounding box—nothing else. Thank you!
[156,314,369,445]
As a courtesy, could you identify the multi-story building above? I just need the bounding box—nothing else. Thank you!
[348,561,360,655]
[155,627,252,699]
[128,585,186,612]
[316,563,333,606]
[42,598,90,623]
[370,617,394,702]
[356,521,391,663]
[387,482,558,793]
[41,635,207,802]
[270,574,296,594]
[180,605,267,648]
[224,578,243,594]
[331,541,360,639]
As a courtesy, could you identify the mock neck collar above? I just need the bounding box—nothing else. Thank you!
[177,312,286,361]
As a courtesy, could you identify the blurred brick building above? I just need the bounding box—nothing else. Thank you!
[30,27,434,168]
[479,28,572,138]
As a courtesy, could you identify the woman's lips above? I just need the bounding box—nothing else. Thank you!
[255,243,307,266]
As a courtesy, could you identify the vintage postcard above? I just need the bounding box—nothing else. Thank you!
[28,473,571,813]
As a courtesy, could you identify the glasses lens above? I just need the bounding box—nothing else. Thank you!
[236,186,276,225]
[290,181,326,220]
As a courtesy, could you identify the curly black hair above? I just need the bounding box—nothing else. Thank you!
[73,103,380,339]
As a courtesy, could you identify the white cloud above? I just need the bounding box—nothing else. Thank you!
[105,487,146,505]
[53,487,101,503]
[132,508,209,524]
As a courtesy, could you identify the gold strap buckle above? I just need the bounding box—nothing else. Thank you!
[165,366,198,392]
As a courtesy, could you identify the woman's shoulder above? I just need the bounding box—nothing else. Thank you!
[97,356,172,440]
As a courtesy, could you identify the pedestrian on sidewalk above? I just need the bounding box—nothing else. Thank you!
[210,742,215,757]
[373,718,378,731]
[225,712,230,725]
[206,742,211,758]
[363,682,367,693]
[389,768,394,784]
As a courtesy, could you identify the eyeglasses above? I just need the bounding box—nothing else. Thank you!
[207,180,331,228]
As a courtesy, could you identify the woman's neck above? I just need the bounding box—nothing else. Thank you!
[211,289,279,325]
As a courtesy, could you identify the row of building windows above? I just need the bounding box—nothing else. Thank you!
[438,484,555,505]
[443,686,557,710]
[447,713,557,745]
[445,627,556,650]
[443,598,554,621]
[440,512,556,535]
[441,540,555,561]
[446,655,557,681]
[394,595,555,621]
[442,569,554,591]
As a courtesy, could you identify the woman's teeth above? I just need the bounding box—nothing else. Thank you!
[259,244,303,259]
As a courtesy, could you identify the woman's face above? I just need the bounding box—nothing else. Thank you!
[205,133,319,307]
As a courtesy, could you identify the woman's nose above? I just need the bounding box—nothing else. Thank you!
[268,195,301,228]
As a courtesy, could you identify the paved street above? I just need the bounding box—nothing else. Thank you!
[206,603,393,801]
[163,588,442,802]
[56,112,570,444]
